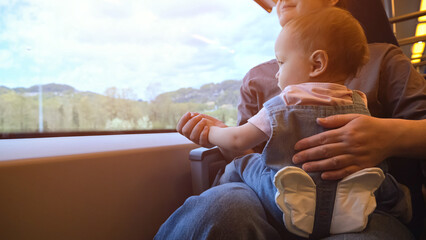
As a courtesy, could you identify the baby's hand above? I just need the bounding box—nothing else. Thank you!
[177,112,226,148]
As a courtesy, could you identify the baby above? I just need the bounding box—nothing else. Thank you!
[180,7,410,238]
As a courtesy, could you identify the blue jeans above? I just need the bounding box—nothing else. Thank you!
[154,182,414,240]
[155,182,284,240]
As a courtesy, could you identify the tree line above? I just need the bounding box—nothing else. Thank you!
[0,82,240,133]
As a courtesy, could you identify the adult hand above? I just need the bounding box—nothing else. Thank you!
[176,112,227,148]
[292,114,396,180]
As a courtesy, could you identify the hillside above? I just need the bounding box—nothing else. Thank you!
[0,86,11,94]
[1,80,242,106]
[156,80,241,106]
[26,83,76,93]
[7,83,77,93]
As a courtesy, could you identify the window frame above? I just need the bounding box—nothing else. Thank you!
[0,129,176,139]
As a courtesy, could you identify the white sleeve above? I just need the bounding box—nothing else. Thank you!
[247,108,272,137]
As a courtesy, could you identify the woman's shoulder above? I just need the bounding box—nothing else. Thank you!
[368,42,399,50]
[242,59,280,95]
[244,59,279,78]
[364,43,410,73]
[252,59,278,69]
[368,43,406,60]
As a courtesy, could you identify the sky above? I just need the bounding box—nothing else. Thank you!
[0,0,281,100]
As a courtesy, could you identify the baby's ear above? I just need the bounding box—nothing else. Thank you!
[309,50,328,78]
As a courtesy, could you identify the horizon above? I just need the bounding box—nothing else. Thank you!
[0,79,243,101]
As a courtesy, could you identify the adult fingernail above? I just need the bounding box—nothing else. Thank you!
[321,173,331,180]
[302,163,312,171]
[294,143,300,150]
[316,118,325,124]
[292,155,299,163]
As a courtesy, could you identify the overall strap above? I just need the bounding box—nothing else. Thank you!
[351,91,370,114]
[310,180,338,239]
[263,94,286,112]
[310,91,367,238]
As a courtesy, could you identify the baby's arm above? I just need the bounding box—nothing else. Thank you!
[208,123,269,152]
[177,112,268,157]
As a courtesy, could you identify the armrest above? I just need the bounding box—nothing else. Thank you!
[189,147,227,195]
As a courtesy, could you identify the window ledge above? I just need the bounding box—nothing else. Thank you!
[0,133,196,162]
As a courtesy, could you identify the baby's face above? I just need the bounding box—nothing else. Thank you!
[275,29,311,90]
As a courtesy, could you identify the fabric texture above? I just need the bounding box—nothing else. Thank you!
[154,182,285,240]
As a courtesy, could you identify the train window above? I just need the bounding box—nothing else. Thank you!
[0,0,280,137]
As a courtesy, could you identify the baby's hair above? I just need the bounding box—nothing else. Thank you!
[335,0,348,10]
[285,7,369,79]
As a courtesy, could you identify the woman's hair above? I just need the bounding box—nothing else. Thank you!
[286,7,369,79]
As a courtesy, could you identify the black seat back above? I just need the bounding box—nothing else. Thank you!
[346,0,399,46]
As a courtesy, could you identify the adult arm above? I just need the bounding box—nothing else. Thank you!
[237,60,281,156]
[237,60,280,126]
[293,114,426,180]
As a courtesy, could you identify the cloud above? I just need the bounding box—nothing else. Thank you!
[0,0,281,100]
[191,34,235,54]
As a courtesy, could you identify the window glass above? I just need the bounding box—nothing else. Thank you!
[0,0,280,133]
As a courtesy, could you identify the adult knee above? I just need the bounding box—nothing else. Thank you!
[200,183,266,226]
[195,183,281,240]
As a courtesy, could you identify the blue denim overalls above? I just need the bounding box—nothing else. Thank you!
[219,91,403,239]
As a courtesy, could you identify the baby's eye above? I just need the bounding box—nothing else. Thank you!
[277,60,284,66]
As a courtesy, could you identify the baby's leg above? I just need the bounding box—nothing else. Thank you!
[217,161,244,184]
[218,153,264,185]
[231,154,284,227]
